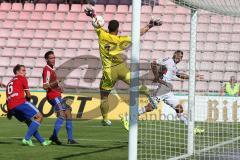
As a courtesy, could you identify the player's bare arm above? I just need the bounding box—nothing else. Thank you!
[141,18,162,36]
[43,80,62,90]
[176,73,204,80]
[0,82,6,88]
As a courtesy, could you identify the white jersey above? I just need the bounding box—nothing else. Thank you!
[156,57,179,83]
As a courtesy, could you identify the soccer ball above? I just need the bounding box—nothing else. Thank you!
[92,16,105,28]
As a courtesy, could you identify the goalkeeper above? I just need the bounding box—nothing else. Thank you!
[84,6,162,126]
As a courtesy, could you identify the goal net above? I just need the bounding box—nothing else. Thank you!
[136,0,240,159]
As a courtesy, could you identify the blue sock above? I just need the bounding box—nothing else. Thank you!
[52,117,64,139]
[66,119,73,140]
[25,120,40,140]
[33,131,45,143]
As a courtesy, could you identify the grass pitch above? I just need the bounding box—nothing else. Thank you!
[0,118,128,160]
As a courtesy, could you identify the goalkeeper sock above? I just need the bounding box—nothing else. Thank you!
[52,117,64,139]
[138,107,147,115]
[100,98,109,120]
[33,131,45,143]
[177,113,188,125]
[25,120,40,140]
[66,119,73,140]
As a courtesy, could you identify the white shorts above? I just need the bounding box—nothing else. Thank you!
[150,83,179,110]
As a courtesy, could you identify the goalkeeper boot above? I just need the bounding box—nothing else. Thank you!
[67,139,79,144]
[101,119,112,126]
[49,136,62,145]
[41,140,52,146]
[119,115,129,131]
[22,139,34,146]
[194,127,205,135]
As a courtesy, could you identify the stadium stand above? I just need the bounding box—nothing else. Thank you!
[0,1,239,94]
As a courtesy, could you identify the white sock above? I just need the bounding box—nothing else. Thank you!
[138,107,147,115]
[177,113,188,125]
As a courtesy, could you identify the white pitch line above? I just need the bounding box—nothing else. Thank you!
[167,136,240,160]
[0,136,128,143]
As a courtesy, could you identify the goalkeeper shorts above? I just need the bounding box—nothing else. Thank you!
[100,63,130,91]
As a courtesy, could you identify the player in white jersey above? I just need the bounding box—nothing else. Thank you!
[121,50,204,133]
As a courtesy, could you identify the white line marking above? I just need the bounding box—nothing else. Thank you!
[0,136,128,143]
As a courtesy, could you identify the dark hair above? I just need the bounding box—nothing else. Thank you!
[108,20,119,33]
[44,50,54,59]
[174,50,183,56]
[13,64,25,75]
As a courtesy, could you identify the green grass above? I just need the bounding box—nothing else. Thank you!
[0,118,128,160]
[1,118,240,160]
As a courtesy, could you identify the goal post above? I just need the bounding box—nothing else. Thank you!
[129,0,142,160]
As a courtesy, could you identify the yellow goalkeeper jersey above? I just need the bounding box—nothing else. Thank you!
[95,27,131,68]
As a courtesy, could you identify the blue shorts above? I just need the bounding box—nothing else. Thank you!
[10,102,39,122]
[48,97,70,112]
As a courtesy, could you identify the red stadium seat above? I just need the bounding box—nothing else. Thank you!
[7,11,19,20]
[55,40,67,49]
[70,4,82,13]
[26,48,39,57]
[42,12,54,21]
[58,4,69,12]
[106,5,117,13]
[54,12,66,21]
[225,62,238,71]
[15,48,27,57]
[211,72,224,81]
[46,30,59,39]
[71,31,82,40]
[59,31,71,39]
[67,40,80,49]
[10,57,22,66]
[66,12,78,21]
[35,30,47,39]
[6,67,14,76]
[23,3,34,11]
[208,82,221,92]
[50,21,62,30]
[46,4,57,12]
[213,62,225,71]
[94,4,105,13]
[19,11,30,20]
[12,3,23,11]
[6,38,18,47]
[31,39,43,48]
[0,3,12,11]
[62,22,74,30]
[22,29,34,38]
[43,39,55,48]
[0,29,10,38]
[0,57,10,67]
[117,5,128,13]
[15,21,27,29]
[35,3,46,12]
[23,58,35,67]
[196,81,208,92]
[2,48,15,56]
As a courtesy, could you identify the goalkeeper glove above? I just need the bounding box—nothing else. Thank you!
[148,17,162,28]
[84,6,96,18]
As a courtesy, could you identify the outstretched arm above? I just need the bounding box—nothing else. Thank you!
[176,72,204,80]
[141,17,162,36]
